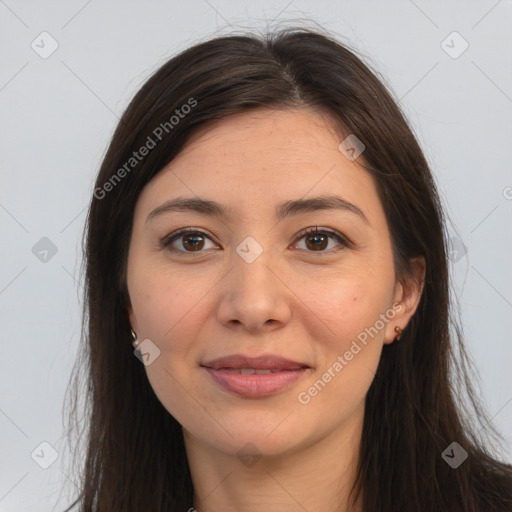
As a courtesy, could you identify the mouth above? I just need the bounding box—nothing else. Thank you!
[201,354,309,371]
[211,368,293,375]
[200,354,311,397]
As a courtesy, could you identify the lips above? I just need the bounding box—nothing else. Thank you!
[201,354,311,397]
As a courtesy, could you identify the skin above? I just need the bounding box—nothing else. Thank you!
[127,108,425,512]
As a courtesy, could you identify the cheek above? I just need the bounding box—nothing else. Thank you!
[309,274,392,349]
[130,263,202,339]
[129,270,209,424]
[295,284,387,418]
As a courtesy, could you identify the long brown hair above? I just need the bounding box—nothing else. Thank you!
[63,26,512,511]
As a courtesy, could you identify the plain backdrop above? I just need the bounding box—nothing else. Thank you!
[0,1,511,510]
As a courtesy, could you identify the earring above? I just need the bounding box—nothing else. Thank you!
[394,326,402,341]
[131,328,142,349]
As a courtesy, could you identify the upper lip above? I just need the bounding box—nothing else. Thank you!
[201,354,309,370]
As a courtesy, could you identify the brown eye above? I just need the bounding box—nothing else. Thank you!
[305,232,328,250]
[161,229,217,253]
[181,233,205,251]
[294,227,348,253]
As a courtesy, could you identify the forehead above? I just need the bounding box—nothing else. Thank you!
[174,108,344,170]
[136,108,386,228]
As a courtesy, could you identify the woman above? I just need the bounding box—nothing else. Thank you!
[63,26,512,511]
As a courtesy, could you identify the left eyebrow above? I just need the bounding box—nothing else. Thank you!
[275,195,370,225]
[145,194,370,226]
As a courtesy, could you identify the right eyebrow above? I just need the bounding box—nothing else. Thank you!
[145,197,233,225]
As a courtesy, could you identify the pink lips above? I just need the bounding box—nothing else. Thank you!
[201,354,310,398]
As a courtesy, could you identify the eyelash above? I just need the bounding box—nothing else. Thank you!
[160,226,349,256]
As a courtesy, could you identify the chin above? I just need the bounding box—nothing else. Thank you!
[187,413,312,460]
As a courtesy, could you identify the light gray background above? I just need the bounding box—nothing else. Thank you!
[1,1,511,510]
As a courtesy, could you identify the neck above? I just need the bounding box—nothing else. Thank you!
[183,404,365,512]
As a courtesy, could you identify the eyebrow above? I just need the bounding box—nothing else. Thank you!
[145,194,369,225]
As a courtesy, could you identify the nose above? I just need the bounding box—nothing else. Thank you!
[216,250,292,334]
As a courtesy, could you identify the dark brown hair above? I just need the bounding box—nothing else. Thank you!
[63,26,512,511]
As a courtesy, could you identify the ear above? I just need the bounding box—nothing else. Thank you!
[384,256,426,345]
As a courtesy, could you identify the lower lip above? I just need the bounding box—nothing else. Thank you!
[203,367,309,397]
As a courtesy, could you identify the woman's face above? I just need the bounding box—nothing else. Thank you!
[127,108,423,459]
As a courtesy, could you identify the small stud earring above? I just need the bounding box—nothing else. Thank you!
[130,328,141,349]
[394,326,402,341]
